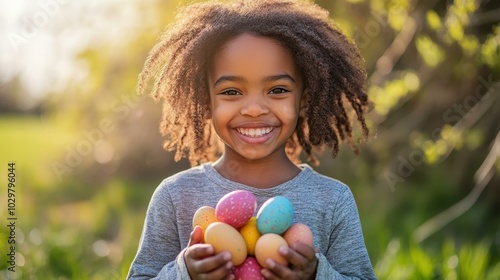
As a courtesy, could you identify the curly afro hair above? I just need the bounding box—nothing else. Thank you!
[138,0,370,166]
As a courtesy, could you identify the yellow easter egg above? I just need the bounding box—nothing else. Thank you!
[239,217,261,255]
[192,206,217,231]
[205,222,247,266]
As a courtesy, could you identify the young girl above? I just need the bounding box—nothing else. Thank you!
[128,0,376,279]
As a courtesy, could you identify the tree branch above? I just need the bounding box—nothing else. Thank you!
[413,131,500,243]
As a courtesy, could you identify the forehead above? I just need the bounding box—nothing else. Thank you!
[210,33,299,81]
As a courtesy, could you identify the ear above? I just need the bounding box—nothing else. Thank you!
[299,91,308,111]
[205,104,212,119]
[203,90,212,119]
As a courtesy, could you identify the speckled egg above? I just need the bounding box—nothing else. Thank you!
[239,217,261,255]
[283,223,314,247]
[192,206,217,230]
[204,222,247,266]
[192,206,218,243]
[255,233,289,268]
[256,196,294,234]
[216,190,257,229]
[233,256,264,280]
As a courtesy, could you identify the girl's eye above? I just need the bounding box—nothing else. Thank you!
[221,89,240,96]
[269,88,289,94]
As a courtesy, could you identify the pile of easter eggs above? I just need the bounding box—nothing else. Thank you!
[192,190,313,279]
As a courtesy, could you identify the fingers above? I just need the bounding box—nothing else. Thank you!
[185,243,214,260]
[193,251,233,273]
[185,227,235,279]
[193,256,233,280]
[261,243,318,280]
[188,225,204,247]
[288,242,317,267]
[200,258,233,280]
[185,247,234,280]
[262,253,297,279]
[261,260,290,280]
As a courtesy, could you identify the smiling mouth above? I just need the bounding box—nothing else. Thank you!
[236,127,274,137]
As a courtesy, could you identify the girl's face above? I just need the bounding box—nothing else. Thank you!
[208,33,303,162]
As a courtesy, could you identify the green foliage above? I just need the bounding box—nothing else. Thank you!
[458,241,490,279]
[374,238,498,279]
[426,10,442,31]
[416,35,446,68]
[481,24,500,70]
[441,0,477,49]
[369,71,420,115]
[386,0,410,31]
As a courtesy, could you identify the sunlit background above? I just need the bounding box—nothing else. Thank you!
[1,0,499,279]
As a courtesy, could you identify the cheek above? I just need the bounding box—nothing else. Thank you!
[211,101,234,124]
[278,100,300,124]
[283,105,298,118]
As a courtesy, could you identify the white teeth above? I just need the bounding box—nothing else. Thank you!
[237,127,273,137]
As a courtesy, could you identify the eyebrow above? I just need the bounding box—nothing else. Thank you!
[213,74,296,87]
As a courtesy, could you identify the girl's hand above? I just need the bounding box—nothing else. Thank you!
[260,242,318,280]
[184,226,234,280]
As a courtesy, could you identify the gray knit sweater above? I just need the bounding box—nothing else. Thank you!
[127,163,376,279]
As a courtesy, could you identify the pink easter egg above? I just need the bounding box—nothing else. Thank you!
[283,223,314,247]
[233,256,264,280]
[216,190,256,229]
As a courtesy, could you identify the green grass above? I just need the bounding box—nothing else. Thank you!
[0,115,140,278]
[0,115,77,190]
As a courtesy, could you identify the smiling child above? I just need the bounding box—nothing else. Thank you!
[127,0,376,279]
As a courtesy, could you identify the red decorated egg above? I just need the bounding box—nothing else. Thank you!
[233,256,264,280]
[216,190,256,229]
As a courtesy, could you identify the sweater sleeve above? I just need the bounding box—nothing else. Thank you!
[127,181,191,279]
[315,187,377,279]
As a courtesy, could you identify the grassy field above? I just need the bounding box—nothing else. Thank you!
[0,115,144,279]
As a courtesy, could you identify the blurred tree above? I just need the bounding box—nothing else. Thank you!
[0,77,44,114]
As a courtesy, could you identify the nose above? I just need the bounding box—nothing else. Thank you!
[240,94,269,117]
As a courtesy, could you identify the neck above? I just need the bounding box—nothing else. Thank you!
[213,151,301,189]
